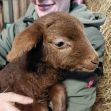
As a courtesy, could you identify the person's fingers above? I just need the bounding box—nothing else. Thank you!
[0,101,20,111]
[0,92,33,104]
[5,104,20,111]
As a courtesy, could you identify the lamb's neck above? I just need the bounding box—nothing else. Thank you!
[24,63,59,98]
[26,60,57,74]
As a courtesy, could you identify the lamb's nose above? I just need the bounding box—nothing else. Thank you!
[89,53,99,66]
[83,53,99,71]
[91,56,99,65]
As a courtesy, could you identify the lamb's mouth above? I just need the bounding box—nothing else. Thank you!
[70,67,96,72]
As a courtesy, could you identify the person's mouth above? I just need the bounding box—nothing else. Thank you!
[37,3,55,11]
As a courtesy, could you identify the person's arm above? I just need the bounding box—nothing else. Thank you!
[0,17,27,69]
[0,24,15,69]
[65,26,104,111]
[0,92,33,111]
[84,26,104,64]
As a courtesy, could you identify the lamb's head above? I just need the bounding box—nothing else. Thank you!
[7,12,99,72]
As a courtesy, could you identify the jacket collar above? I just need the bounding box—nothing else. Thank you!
[24,2,105,28]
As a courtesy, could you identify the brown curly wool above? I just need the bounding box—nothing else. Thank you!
[0,12,98,111]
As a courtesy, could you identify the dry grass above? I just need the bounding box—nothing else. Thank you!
[85,0,111,110]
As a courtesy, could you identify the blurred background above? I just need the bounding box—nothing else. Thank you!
[0,0,30,31]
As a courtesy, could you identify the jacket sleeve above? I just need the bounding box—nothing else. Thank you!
[63,26,104,111]
[0,17,27,69]
[0,24,15,68]
[70,3,105,63]
[84,26,105,63]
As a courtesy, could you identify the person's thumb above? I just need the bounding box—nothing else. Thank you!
[0,92,33,104]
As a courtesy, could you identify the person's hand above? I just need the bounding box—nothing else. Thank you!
[0,92,33,111]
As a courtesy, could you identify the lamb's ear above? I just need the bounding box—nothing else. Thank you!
[7,22,44,62]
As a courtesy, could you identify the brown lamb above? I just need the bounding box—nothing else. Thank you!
[0,12,99,111]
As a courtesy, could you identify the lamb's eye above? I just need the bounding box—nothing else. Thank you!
[56,41,65,47]
[50,38,71,49]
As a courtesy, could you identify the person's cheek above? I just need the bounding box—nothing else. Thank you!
[60,2,70,12]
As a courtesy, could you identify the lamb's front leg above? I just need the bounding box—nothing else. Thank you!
[32,101,48,111]
[49,84,67,111]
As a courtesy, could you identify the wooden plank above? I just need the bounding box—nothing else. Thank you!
[20,0,27,16]
[3,0,30,23]
[8,0,13,22]
[0,0,3,31]
[21,0,30,16]
[12,0,20,22]
[2,0,10,23]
